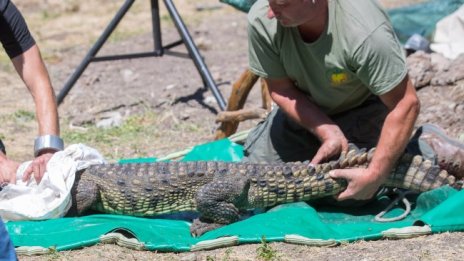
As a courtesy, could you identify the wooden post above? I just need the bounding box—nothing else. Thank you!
[216,108,268,123]
[214,69,259,139]
[260,78,272,111]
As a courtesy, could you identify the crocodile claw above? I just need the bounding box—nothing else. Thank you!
[190,218,224,237]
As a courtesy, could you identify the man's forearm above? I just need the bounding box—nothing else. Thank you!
[33,81,60,136]
[268,80,338,139]
[266,77,349,163]
[368,80,420,183]
[12,45,60,136]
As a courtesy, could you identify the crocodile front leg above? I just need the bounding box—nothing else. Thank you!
[191,177,250,237]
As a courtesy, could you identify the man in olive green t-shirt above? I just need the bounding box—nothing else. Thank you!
[242,0,421,201]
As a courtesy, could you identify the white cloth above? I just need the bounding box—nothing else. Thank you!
[0,144,106,222]
[430,5,464,60]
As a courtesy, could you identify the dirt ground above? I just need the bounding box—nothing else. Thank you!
[1,0,463,260]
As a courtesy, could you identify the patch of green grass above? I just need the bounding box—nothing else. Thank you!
[161,13,171,22]
[62,111,171,160]
[13,110,35,122]
[0,53,13,72]
[173,122,202,133]
[256,236,280,261]
[62,114,146,156]
[0,110,36,127]
[222,248,237,261]
[61,108,209,161]
[206,255,216,261]
[45,246,61,260]
[108,29,146,43]
[41,10,61,20]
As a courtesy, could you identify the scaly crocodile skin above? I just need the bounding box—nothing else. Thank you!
[69,148,461,235]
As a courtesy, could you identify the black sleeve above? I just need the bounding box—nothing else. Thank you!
[0,0,36,59]
[0,139,6,154]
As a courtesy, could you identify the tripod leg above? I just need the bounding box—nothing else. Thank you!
[163,0,227,111]
[150,0,163,55]
[57,0,137,105]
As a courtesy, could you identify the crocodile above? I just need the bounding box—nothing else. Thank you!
[69,148,462,236]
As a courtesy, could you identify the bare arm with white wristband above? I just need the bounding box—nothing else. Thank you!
[34,135,64,157]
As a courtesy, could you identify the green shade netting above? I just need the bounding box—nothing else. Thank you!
[221,0,464,43]
[220,0,255,12]
[6,138,464,252]
[387,0,464,43]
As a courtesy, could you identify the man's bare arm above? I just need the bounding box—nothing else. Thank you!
[265,77,349,163]
[330,76,420,200]
[370,76,420,185]
[11,44,59,137]
[11,44,61,183]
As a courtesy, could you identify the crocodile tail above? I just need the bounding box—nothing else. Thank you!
[386,154,457,192]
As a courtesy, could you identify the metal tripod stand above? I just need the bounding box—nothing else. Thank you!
[57,0,227,111]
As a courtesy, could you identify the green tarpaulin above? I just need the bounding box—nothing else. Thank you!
[6,139,464,253]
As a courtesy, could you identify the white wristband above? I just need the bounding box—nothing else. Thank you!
[34,135,64,157]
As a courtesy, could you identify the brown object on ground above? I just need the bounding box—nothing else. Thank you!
[215,107,268,123]
[260,76,273,111]
[214,69,268,139]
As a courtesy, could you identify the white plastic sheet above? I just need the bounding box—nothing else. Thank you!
[431,5,464,59]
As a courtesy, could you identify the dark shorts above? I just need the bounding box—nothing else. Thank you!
[242,96,388,163]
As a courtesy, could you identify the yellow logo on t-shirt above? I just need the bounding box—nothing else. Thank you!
[329,68,350,87]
